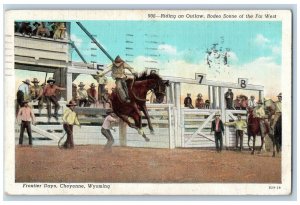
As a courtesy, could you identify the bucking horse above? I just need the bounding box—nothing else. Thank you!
[110,71,169,141]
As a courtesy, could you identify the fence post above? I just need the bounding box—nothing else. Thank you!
[174,82,181,147]
[119,120,127,146]
[66,70,72,101]
[219,87,227,149]
[168,105,175,149]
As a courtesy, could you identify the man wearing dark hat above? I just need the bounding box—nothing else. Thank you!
[72,83,78,102]
[225,88,234,109]
[16,79,31,116]
[43,77,66,121]
[184,93,194,109]
[62,100,80,149]
[77,82,88,107]
[224,114,247,151]
[30,78,44,115]
[101,110,118,149]
[195,93,205,109]
[271,93,282,133]
[211,112,224,152]
[17,101,35,146]
[87,83,97,107]
[93,72,107,105]
[97,55,138,103]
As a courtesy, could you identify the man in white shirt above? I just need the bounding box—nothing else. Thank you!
[16,79,31,117]
[248,95,257,108]
[101,110,118,149]
[77,82,88,107]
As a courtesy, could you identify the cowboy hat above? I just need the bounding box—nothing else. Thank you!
[78,82,85,87]
[90,83,96,88]
[215,112,221,116]
[22,79,30,85]
[114,55,124,63]
[277,93,282,97]
[47,77,56,83]
[197,93,202,97]
[66,100,77,107]
[31,78,40,83]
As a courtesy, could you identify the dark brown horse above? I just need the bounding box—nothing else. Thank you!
[264,99,282,157]
[247,108,266,154]
[110,71,169,141]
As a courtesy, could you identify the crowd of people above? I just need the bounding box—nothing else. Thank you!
[211,92,282,153]
[183,88,259,110]
[15,21,68,40]
[184,93,210,109]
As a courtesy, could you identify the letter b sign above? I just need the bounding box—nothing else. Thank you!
[238,78,248,88]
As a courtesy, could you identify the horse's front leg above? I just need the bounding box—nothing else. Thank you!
[260,136,265,152]
[132,104,150,142]
[141,105,154,134]
[252,135,256,155]
[119,114,138,129]
[247,133,252,151]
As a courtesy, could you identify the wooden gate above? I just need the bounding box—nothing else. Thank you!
[183,109,221,147]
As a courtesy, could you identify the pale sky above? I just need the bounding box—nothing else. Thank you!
[16,20,282,101]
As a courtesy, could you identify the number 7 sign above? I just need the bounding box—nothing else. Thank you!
[195,73,207,84]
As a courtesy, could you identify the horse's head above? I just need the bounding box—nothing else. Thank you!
[135,71,170,103]
[153,79,170,103]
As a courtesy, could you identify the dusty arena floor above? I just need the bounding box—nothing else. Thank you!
[15,145,281,183]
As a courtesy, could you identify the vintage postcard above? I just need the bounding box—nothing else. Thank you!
[4,10,292,195]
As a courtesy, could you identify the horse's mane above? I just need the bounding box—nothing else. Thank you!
[135,71,162,82]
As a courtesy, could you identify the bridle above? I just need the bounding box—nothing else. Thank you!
[151,80,166,96]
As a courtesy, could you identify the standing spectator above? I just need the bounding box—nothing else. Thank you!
[30,78,43,116]
[211,112,224,153]
[102,89,111,109]
[93,73,108,106]
[150,92,157,104]
[36,22,50,37]
[17,101,35,146]
[16,79,31,117]
[19,22,33,36]
[240,95,248,110]
[234,96,241,110]
[195,93,205,109]
[253,100,268,137]
[248,95,257,108]
[53,22,67,40]
[43,77,66,122]
[184,93,194,109]
[62,100,80,149]
[224,114,247,151]
[77,82,88,107]
[205,99,210,109]
[72,83,78,102]
[101,110,118,150]
[87,83,97,107]
[225,88,234,109]
[271,93,282,133]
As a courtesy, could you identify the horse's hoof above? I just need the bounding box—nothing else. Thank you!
[145,137,150,142]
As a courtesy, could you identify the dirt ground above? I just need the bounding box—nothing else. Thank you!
[15,145,281,183]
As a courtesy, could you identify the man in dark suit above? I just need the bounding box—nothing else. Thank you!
[211,112,224,152]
